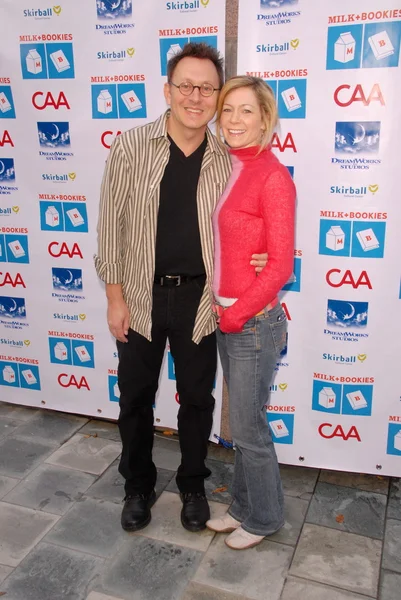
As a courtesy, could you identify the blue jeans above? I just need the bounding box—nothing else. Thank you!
[217,302,287,536]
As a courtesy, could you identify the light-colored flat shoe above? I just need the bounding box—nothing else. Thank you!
[206,513,241,533]
[225,526,265,550]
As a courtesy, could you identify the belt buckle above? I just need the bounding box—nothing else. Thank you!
[165,275,181,286]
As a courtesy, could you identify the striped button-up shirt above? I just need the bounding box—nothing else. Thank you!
[94,111,232,343]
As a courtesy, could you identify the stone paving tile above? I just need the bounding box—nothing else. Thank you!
[319,469,389,495]
[0,417,22,441]
[45,496,125,558]
[2,542,104,600]
[207,444,235,464]
[86,593,123,600]
[382,519,401,574]
[269,495,309,547]
[3,463,97,515]
[79,419,120,442]
[181,582,252,600]
[281,576,373,600]
[138,491,227,552]
[0,475,19,499]
[306,482,386,539]
[0,435,55,478]
[97,536,203,600]
[0,502,59,567]
[193,535,293,600]
[290,523,382,597]
[15,410,87,445]
[0,402,38,422]
[153,435,182,471]
[387,478,401,521]
[0,564,13,585]
[167,458,234,505]
[279,464,318,501]
[379,570,401,600]
[45,433,121,475]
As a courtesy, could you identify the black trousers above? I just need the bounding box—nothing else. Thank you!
[117,277,217,496]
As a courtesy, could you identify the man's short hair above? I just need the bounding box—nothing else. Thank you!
[167,43,224,89]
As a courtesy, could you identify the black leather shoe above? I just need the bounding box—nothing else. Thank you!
[180,492,210,532]
[121,490,156,532]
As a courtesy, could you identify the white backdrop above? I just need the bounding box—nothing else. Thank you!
[238,0,401,475]
[0,0,226,439]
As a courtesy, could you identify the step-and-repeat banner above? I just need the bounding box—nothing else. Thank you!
[238,0,401,475]
[0,0,226,438]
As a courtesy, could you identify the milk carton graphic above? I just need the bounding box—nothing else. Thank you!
[121,90,142,113]
[97,90,113,114]
[335,32,356,63]
[326,226,345,251]
[3,365,16,383]
[281,87,302,112]
[319,387,336,409]
[26,49,43,74]
[66,208,84,227]
[0,92,12,114]
[270,419,289,438]
[346,390,368,410]
[8,240,26,259]
[75,345,91,363]
[21,369,37,385]
[113,382,120,399]
[54,341,68,361]
[167,44,183,63]
[45,206,60,227]
[356,228,380,252]
[394,429,401,452]
[368,31,395,60]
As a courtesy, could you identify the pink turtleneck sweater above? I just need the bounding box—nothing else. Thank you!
[212,145,296,334]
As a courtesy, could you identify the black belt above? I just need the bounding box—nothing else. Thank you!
[153,274,205,287]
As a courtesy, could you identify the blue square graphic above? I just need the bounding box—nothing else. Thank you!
[319,219,351,257]
[265,80,277,98]
[0,236,6,263]
[0,361,20,388]
[189,36,218,49]
[268,413,294,445]
[4,235,30,264]
[335,121,381,155]
[63,203,88,233]
[52,268,83,292]
[97,0,132,19]
[351,221,386,259]
[159,38,188,76]
[49,337,72,365]
[40,201,64,231]
[312,380,342,414]
[327,299,368,329]
[0,86,16,119]
[19,364,41,391]
[342,384,373,417]
[37,122,71,148]
[0,296,26,319]
[0,158,15,181]
[117,83,147,119]
[168,352,176,381]
[91,84,118,119]
[71,340,95,369]
[278,79,307,119]
[286,166,294,178]
[387,423,401,456]
[108,375,120,402]
[20,44,48,79]
[46,43,75,79]
[282,257,301,292]
[326,25,363,70]
[362,22,401,69]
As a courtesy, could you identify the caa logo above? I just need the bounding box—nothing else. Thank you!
[37,121,70,147]
[0,296,27,319]
[159,35,217,76]
[91,84,147,119]
[49,336,95,368]
[0,159,16,182]
[101,130,121,149]
[271,132,297,152]
[0,87,16,119]
[32,91,70,110]
[0,361,41,391]
[58,373,90,390]
[267,413,294,444]
[318,422,361,442]
[334,83,385,107]
[0,272,26,289]
[327,299,368,330]
[108,374,120,402]
[48,242,83,259]
[20,42,75,80]
[282,256,301,292]
[0,235,30,264]
[97,0,132,19]
[0,131,14,147]
[267,79,307,120]
[312,379,373,416]
[52,267,82,291]
[319,219,386,259]
[335,121,380,155]
[326,22,401,70]
[326,269,372,289]
[40,202,88,233]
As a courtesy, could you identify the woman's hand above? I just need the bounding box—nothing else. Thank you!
[250,252,268,273]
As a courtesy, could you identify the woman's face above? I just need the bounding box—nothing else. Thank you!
[220,87,265,149]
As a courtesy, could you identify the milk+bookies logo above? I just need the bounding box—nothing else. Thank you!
[0,86,16,119]
[49,332,95,369]
[91,81,147,119]
[39,200,88,233]
[0,358,41,391]
[319,215,386,259]
[159,28,218,76]
[20,35,75,80]
[0,234,30,264]
[264,78,307,120]
[312,374,374,417]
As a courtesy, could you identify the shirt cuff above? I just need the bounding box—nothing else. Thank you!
[94,255,122,284]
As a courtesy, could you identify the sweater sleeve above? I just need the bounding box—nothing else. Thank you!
[219,167,296,334]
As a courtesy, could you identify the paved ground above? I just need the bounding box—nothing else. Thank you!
[0,402,399,600]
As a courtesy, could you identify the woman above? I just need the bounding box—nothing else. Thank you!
[206,76,296,550]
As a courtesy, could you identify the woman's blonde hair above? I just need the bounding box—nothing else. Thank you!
[216,76,278,151]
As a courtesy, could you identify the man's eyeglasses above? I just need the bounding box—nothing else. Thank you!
[170,81,220,97]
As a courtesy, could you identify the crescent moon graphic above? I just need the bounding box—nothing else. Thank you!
[65,270,73,285]
[345,303,355,320]
[0,161,4,175]
[353,124,365,145]
[9,299,17,313]
[52,123,60,139]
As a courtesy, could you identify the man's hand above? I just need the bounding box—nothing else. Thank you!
[250,252,268,273]
[107,298,130,342]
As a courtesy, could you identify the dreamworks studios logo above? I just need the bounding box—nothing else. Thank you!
[37,121,73,161]
[332,121,382,170]
[23,5,62,18]
[95,0,134,35]
[325,299,369,343]
[0,159,18,196]
[258,0,301,27]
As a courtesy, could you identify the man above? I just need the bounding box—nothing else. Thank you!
[95,43,265,533]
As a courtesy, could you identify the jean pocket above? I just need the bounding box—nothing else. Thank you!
[269,307,287,356]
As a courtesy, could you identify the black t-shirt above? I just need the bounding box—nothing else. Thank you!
[154,135,207,276]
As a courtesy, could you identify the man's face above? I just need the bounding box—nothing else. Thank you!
[164,57,220,133]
